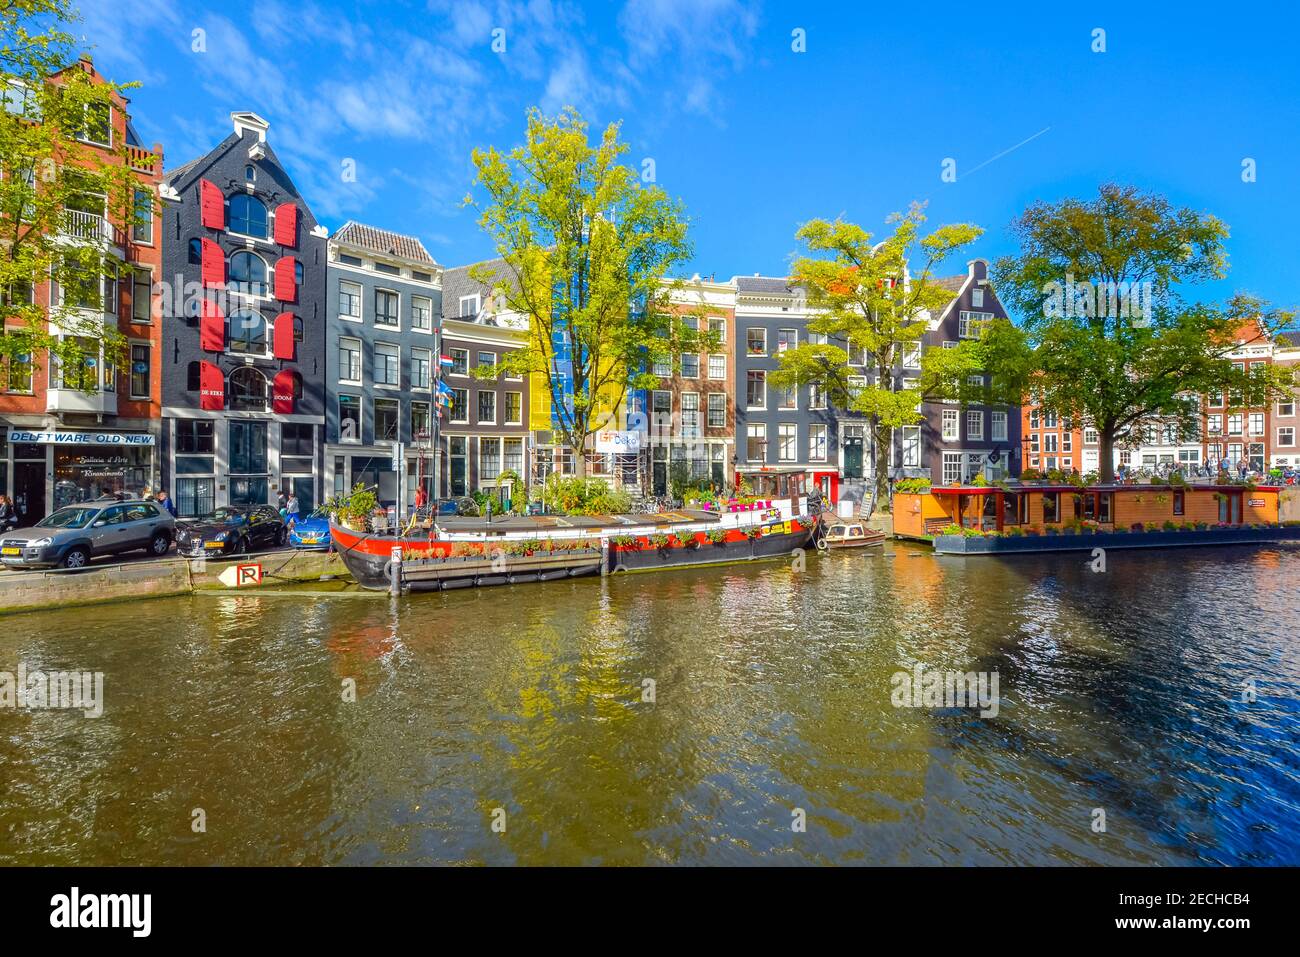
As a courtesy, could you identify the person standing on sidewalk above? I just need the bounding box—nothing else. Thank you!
[156,490,177,518]
[285,493,300,526]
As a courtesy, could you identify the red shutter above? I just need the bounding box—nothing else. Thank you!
[199,179,224,229]
[200,238,225,288]
[273,203,298,247]
[272,369,297,414]
[273,312,295,360]
[274,256,297,302]
[199,299,224,352]
[199,361,224,410]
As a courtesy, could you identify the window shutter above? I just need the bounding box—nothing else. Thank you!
[272,369,297,414]
[200,238,225,288]
[199,299,224,352]
[273,203,298,247]
[274,256,297,302]
[199,179,225,229]
[199,360,224,410]
[273,312,295,360]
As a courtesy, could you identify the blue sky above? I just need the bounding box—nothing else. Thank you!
[76,0,1299,312]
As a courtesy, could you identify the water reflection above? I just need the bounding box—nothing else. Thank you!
[1,543,1297,865]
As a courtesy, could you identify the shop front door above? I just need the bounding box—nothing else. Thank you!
[14,461,45,522]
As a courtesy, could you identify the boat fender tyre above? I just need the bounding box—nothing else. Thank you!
[816,536,830,553]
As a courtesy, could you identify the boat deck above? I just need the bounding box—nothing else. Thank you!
[379,510,724,537]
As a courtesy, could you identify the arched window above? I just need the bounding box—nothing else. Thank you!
[244,165,256,182]
[228,366,268,411]
[188,238,203,264]
[228,193,268,238]
[228,251,268,296]
[186,360,201,391]
[293,316,303,342]
[227,309,268,355]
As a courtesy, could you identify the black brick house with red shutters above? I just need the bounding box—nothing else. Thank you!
[158,111,327,516]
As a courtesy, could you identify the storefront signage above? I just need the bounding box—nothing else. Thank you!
[595,430,642,454]
[7,430,156,447]
[1248,498,1265,507]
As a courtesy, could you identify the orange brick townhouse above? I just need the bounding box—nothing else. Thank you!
[1,56,163,522]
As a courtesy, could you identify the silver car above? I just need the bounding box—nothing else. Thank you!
[0,500,176,569]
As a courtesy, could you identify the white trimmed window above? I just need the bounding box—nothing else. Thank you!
[778,423,797,462]
[1279,427,1296,447]
[339,337,361,383]
[707,392,726,428]
[941,408,959,442]
[991,411,1007,442]
[373,342,400,387]
[708,354,726,380]
[900,425,921,467]
[411,296,433,331]
[966,410,983,440]
[809,424,827,462]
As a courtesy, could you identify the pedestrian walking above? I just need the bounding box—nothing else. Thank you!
[285,493,300,525]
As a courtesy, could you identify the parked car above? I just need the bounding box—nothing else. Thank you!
[0,500,175,569]
[175,506,287,558]
[288,506,331,550]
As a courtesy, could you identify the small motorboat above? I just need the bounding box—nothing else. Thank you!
[820,521,886,549]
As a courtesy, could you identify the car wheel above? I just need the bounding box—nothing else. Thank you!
[62,547,90,570]
[276,527,288,548]
[149,532,170,556]
[235,536,249,555]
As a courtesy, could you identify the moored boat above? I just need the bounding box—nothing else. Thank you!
[330,500,820,591]
[820,520,887,549]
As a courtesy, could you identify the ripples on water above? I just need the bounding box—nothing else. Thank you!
[1,543,1297,865]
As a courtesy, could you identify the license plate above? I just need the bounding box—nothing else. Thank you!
[1,547,20,556]
[204,542,224,549]
[301,538,319,544]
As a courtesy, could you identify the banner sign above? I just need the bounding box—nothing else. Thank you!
[8,430,156,447]
[595,430,642,454]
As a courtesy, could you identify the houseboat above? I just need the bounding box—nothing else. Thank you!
[892,482,1300,555]
[330,500,820,591]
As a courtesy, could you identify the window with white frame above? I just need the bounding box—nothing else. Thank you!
[681,392,699,435]
[1044,433,1058,453]
[707,393,726,428]
[966,409,983,440]
[1228,413,1242,435]
[337,337,363,384]
[900,425,921,467]
[681,353,699,378]
[991,410,1007,442]
[708,354,726,380]
[809,382,826,410]
[1278,397,1296,417]
[411,296,432,331]
[777,329,797,352]
[746,369,766,409]
[338,280,361,320]
[459,294,480,319]
[653,352,671,376]
[809,424,827,462]
[746,328,766,356]
[778,386,796,410]
[1279,427,1296,447]
[411,349,431,390]
[941,408,959,441]
[504,391,522,425]
[449,348,468,376]
[480,437,501,480]
[958,310,991,338]
[1207,413,1222,434]
[901,342,921,368]
[477,390,496,423]
[1084,428,1098,444]
[373,342,400,387]
[1249,412,1264,435]
[971,287,984,308]
[778,423,797,462]
[942,451,962,485]
[374,289,399,328]
[746,423,767,461]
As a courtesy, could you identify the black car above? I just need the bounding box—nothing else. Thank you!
[175,506,287,558]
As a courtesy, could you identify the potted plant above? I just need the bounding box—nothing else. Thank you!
[649,532,671,550]
[706,528,727,546]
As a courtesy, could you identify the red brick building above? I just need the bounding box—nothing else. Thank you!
[0,56,164,521]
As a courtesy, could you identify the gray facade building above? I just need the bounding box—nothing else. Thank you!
[733,277,842,501]
[159,111,327,517]
[324,222,442,510]
[919,259,1021,485]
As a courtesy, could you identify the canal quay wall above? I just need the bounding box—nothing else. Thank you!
[0,551,348,616]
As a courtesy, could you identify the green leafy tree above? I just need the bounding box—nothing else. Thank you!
[0,0,149,389]
[768,205,983,515]
[466,107,712,476]
[993,185,1294,482]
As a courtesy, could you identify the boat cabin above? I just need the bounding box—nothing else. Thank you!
[893,483,1282,539]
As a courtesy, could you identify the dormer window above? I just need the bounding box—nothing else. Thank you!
[459,294,480,319]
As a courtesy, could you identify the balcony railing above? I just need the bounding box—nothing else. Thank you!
[61,208,116,244]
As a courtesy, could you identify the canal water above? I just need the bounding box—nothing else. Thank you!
[2,543,1298,866]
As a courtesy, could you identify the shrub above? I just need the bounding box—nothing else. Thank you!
[1194,521,1209,530]
[1146,522,1162,532]
[1179,521,1195,531]
[613,534,637,547]
[939,523,964,536]
[649,533,671,549]
[1019,468,1042,481]
[1045,526,1059,535]
[1162,520,1178,531]
[744,525,762,540]
[894,477,932,494]
[706,528,727,544]
[543,475,633,516]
